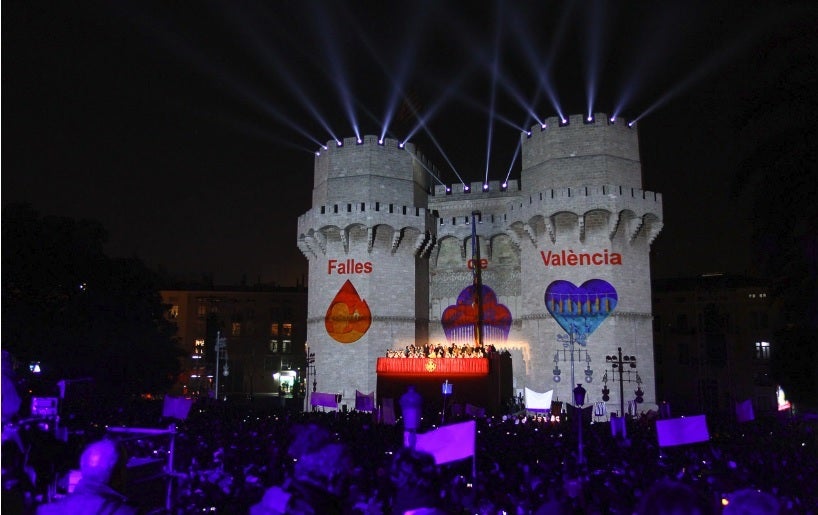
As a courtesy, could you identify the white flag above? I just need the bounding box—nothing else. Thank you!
[524,388,553,411]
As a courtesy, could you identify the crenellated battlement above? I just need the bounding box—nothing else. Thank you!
[432,179,521,197]
[524,112,637,136]
[314,135,442,188]
[520,112,642,191]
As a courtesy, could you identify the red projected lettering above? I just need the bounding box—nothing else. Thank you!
[328,259,373,275]
[467,258,488,270]
[540,249,622,267]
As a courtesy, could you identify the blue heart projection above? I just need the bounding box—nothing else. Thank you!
[545,279,618,344]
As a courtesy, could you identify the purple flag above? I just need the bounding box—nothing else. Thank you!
[464,404,485,418]
[656,415,710,447]
[162,396,193,420]
[416,420,476,465]
[310,392,339,409]
[611,415,627,438]
[735,399,755,423]
[355,390,374,412]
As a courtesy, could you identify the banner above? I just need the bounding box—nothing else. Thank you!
[524,388,553,411]
[735,399,755,423]
[611,415,627,439]
[162,396,194,420]
[415,420,476,465]
[310,392,339,409]
[355,390,375,412]
[656,415,710,447]
[464,404,485,418]
[381,398,396,425]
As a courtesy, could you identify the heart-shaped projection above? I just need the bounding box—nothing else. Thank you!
[325,280,372,344]
[544,279,618,343]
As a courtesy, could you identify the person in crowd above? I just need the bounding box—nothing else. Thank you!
[36,438,139,515]
[635,479,716,515]
[722,489,780,515]
[388,448,445,515]
[250,423,354,514]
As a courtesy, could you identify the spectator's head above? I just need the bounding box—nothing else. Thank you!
[289,424,352,497]
[79,439,129,490]
[723,489,780,515]
[390,448,441,514]
[636,479,715,515]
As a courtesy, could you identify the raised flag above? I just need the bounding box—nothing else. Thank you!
[524,388,553,411]
[656,415,710,447]
[611,414,627,439]
[415,420,476,465]
[381,398,396,425]
[464,404,485,418]
[162,395,194,420]
[355,390,375,412]
[310,392,339,409]
[735,399,755,423]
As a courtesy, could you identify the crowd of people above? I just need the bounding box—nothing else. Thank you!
[3,393,817,514]
[385,343,499,359]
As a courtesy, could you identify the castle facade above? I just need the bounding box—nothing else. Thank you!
[297,113,663,414]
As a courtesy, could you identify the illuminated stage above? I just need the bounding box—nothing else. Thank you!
[376,354,513,415]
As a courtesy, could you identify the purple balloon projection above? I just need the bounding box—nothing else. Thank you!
[544,279,618,344]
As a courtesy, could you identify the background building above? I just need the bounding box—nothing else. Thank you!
[652,274,778,416]
[298,113,664,414]
[160,286,307,401]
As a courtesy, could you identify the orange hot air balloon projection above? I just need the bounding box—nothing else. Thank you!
[325,280,372,343]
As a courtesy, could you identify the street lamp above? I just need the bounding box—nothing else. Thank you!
[605,347,637,418]
[573,383,587,464]
[441,380,453,424]
[214,332,227,400]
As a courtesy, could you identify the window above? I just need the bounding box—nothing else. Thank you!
[270,323,280,337]
[282,323,293,338]
[193,339,205,360]
[755,341,771,360]
[197,304,207,318]
[269,340,279,353]
[169,305,180,319]
[231,322,241,337]
[282,340,291,354]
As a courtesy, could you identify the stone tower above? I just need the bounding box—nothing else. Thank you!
[297,135,438,401]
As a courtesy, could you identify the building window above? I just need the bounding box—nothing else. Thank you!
[282,323,293,338]
[197,304,207,318]
[282,340,291,354]
[193,339,205,360]
[271,323,280,337]
[231,322,241,337]
[755,341,771,360]
[169,305,180,319]
[269,340,279,353]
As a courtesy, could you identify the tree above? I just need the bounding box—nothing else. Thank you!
[2,204,184,397]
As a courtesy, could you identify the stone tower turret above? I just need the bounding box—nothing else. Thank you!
[297,136,438,404]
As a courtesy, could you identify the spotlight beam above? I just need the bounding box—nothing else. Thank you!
[508,2,575,121]
[312,11,361,141]
[503,138,522,186]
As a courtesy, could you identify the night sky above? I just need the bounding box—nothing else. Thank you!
[4,1,816,286]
